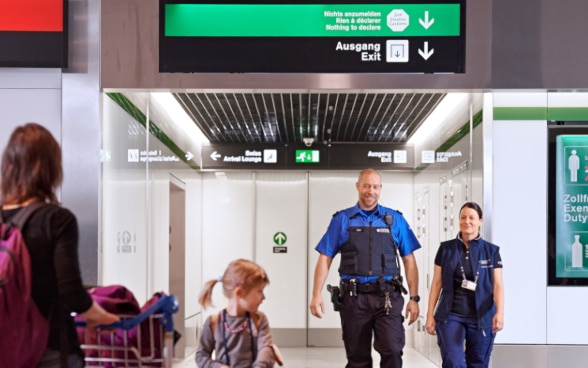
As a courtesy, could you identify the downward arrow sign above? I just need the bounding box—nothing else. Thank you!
[419,11,435,29]
[418,41,434,60]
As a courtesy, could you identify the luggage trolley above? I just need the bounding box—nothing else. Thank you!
[77,294,179,368]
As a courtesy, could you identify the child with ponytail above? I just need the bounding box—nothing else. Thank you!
[196,259,281,368]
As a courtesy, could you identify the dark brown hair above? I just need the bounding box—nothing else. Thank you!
[1,123,63,205]
[460,201,483,219]
[198,258,269,309]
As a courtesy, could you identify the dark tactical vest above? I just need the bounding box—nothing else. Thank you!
[338,213,400,277]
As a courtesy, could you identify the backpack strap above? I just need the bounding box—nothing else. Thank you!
[2,201,46,229]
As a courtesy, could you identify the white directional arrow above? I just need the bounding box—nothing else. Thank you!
[210,151,221,161]
[185,151,194,160]
[274,232,287,245]
[418,41,434,60]
[419,11,435,29]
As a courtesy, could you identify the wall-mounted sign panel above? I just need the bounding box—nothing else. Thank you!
[159,0,465,73]
[202,145,289,170]
[548,123,588,286]
[201,143,413,170]
[329,144,413,169]
[0,0,68,68]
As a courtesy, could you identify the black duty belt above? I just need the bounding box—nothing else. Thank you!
[340,280,395,294]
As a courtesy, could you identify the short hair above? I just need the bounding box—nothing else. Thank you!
[358,168,381,181]
[1,123,63,205]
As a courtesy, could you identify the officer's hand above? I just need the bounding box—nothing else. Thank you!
[309,295,325,318]
[405,300,419,325]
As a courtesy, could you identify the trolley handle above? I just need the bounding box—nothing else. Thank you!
[76,294,179,332]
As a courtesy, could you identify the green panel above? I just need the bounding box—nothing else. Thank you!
[106,93,200,171]
[493,107,547,121]
[494,107,588,121]
[165,4,461,37]
[548,107,588,122]
[555,135,588,277]
[295,150,321,163]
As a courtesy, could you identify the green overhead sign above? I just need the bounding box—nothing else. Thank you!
[160,0,466,73]
[165,4,461,37]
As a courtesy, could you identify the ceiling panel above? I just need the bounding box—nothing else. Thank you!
[173,91,445,145]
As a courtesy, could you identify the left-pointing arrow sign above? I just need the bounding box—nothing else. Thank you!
[210,151,222,161]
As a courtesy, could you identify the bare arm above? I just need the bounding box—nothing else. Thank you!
[79,300,120,329]
[309,254,333,318]
[402,253,419,325]
[493,268,505,333]
[425,264,442,335]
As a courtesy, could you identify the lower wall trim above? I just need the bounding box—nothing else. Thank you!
[271,328,307,347]
[272,328,344,347]
[307,328,344,347]
[493,344,588,368]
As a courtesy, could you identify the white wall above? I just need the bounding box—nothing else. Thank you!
[255,172,308,330]
[493,117,548,343]
[201,171,256,314]
[0,69,62,152]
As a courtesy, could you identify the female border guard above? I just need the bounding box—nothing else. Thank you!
[425,201,505,368]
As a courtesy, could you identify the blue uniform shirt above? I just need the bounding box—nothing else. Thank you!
[315,203,421,284]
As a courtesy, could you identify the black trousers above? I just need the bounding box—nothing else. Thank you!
[339,290,405,368]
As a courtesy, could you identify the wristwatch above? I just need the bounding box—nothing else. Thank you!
[409,295,420,302]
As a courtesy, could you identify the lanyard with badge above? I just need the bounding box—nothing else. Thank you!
[459,248,479,291]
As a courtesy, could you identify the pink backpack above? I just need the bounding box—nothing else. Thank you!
[0,202,49,368]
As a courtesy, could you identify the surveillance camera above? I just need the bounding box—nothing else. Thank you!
[303,137,314,147]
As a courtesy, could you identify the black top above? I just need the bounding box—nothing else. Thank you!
[450,245,477,317]
[2,204,93,355]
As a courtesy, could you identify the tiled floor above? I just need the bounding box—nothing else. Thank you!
[173,346,439,367]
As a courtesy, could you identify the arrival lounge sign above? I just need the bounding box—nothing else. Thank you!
[201,143,413,170]
[159,0,465,73]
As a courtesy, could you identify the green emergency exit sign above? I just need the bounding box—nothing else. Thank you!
[295,150,320,163]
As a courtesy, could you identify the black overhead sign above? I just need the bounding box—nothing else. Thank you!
[201,144,413,170]
[201,145,288,170]
[159,0,466,73]
[329,145,413,169]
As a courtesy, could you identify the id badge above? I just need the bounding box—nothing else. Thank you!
[461,279,477,291]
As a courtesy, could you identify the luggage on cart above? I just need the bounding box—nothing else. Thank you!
[76,285,179,368]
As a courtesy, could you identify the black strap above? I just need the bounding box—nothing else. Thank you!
[384,212,403,273]
[220,309,255,365]
[1,200,45,229]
